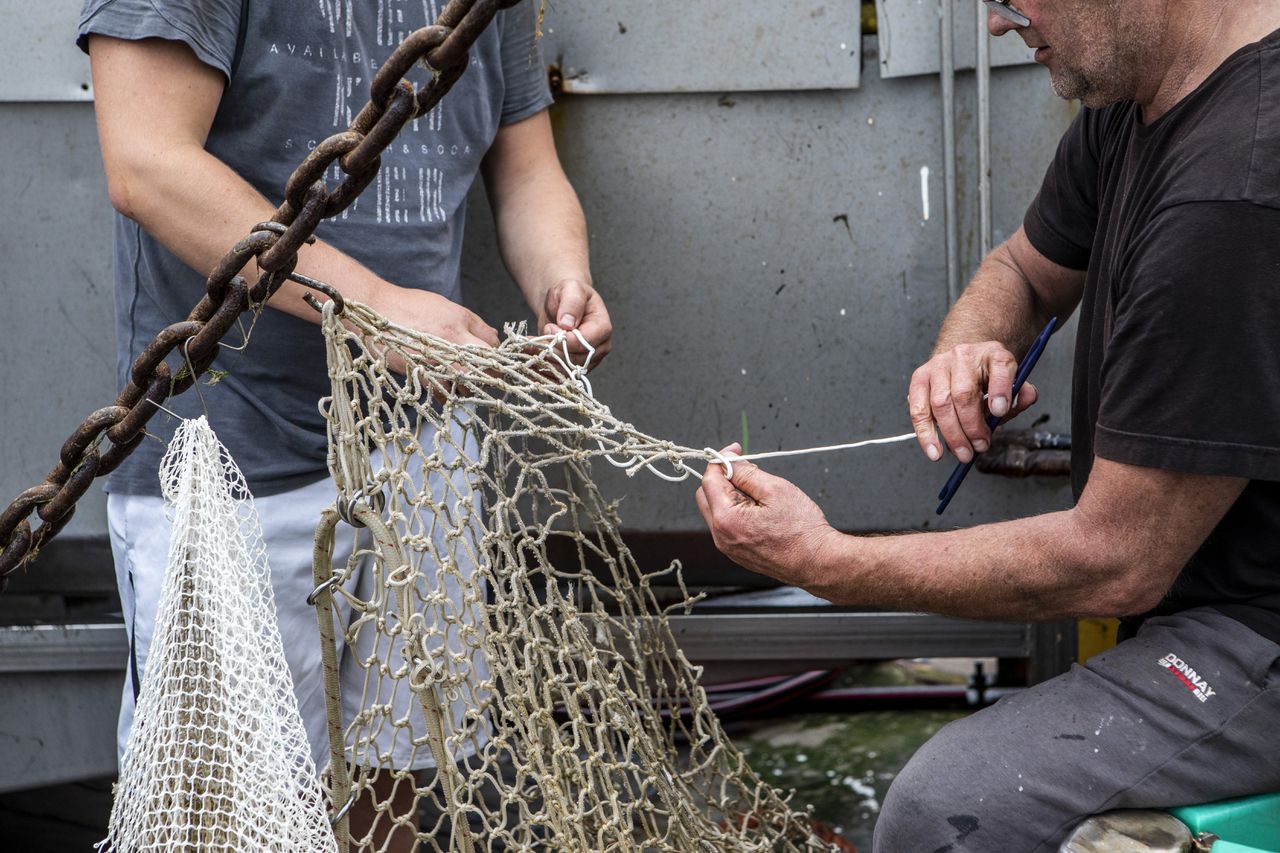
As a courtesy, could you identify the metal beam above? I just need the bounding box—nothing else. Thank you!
[0,612,1047,675]
[0,624,127,674]
[667,612,1031,661]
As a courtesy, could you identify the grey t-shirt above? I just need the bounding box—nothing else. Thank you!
[78,0,552,496]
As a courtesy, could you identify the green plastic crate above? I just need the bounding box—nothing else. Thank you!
[1169,792,1280,852]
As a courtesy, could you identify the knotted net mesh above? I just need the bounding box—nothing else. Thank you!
[100,417,337,852]
[317,300,832,851]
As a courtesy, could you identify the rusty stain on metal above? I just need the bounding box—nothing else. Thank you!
[547,62,565,99]
[975,428,1071,479]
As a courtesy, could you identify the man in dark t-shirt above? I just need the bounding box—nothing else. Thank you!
[697,1,1280,849]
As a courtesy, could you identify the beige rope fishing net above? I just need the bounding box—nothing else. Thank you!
[315,299,834,851]
[101,417,338,852]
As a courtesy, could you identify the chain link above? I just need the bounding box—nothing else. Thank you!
[0,0,524,585]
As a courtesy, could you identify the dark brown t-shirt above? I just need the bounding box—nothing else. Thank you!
[1024,28,1280,642]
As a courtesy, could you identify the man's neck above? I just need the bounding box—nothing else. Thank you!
[1139,2,1280,122]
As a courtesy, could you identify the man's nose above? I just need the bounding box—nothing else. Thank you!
[988,9,1018,37]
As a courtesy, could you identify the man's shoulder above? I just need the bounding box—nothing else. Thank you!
[1153,32,1280,209]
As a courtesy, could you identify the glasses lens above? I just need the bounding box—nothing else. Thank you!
[983,0,1031,27]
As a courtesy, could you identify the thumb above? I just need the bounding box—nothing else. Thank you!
[545,280,589,331]
[725,458,775,504]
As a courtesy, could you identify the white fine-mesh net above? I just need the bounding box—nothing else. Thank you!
[100,417,338,852]
[318,301,835,852]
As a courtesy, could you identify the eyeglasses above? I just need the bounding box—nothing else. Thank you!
[983,0,1031,27]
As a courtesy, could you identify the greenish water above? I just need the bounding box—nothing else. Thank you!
[737,710,967,850]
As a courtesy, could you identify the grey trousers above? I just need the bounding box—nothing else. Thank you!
[873,607,1280,852]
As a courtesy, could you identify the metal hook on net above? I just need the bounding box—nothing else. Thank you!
[306,573,343,606]
[329,789,357,826]
[289,271,347,316]
[181,337,211,420]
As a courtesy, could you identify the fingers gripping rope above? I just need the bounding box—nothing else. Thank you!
[528,327,596,392]
[536,331,693,480]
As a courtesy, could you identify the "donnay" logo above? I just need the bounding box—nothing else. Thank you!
[1158,653,1216,703]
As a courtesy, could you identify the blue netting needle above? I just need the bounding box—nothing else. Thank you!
[935,317,1058,515]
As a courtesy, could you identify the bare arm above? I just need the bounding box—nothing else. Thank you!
[89,35,498,348]
[697,449,1245,621]
[908,229,1086,463]
[481,110,611,365]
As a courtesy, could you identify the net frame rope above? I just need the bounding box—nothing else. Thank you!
[315,299,838,851]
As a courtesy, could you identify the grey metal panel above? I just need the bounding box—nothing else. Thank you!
[0,103,115,540]
[0,0,93,101]
[0,624,124,790]
[542,0,861,93]
[0,671,120,792]
[876,0,1035,78]
[465,39,1078,533]
[667,612,1031,661]
[0,624,128,673]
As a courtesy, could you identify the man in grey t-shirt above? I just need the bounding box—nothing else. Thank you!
[79,1,610,847]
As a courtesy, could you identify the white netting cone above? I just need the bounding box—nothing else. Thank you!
[99,417,338,852]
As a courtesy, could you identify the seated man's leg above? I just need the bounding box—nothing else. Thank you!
[874,608,1280,853]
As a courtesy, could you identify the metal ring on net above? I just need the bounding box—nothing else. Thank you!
[335,489,387,529]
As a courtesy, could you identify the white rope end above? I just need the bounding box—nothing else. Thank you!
[703,447,736,481]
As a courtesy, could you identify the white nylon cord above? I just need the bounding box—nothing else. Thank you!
[735,433,918,462]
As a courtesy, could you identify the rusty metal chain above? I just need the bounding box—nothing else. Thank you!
[0,0,525,586]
